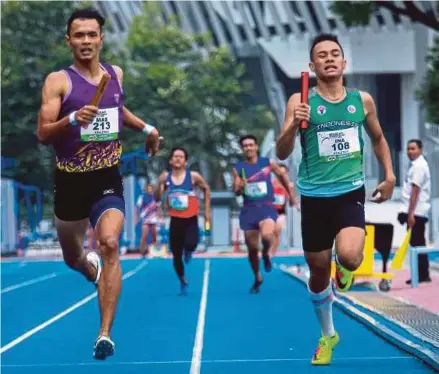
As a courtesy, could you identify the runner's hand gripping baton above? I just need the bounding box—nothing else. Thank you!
[77,74,110,128]
[300,71,309,130]
[90,73,111,106]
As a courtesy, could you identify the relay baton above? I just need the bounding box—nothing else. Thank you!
[90,73,111,106]
[300,71,309,130]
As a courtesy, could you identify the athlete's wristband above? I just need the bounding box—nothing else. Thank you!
[69,111,78,126]
[142,123,156,135]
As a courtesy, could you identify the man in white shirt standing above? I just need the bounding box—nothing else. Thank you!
[398,139,432,284]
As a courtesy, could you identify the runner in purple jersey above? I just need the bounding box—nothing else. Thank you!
[37,7,161,360]
[233,135,295,293]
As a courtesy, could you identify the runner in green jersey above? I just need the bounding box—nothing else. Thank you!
[276,34,396,366]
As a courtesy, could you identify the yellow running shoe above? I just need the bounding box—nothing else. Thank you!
[311,332,340,365]
[334,262,354,292]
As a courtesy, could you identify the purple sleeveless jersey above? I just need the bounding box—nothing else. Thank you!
[54,62,124,172]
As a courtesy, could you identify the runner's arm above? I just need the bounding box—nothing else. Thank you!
[123,106,158,136]
[288,182,295,201]
[276,93,301,160]
[37,72,69,144]
[361,91,396,183]
[270,160,295,201]
[232,167,244,196]
[113,65,159,136]
[154,171,168,202]
[192,172,211,221]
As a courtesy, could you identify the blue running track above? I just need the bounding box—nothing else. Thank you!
[1,257,435,374]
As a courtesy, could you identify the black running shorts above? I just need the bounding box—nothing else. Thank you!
[301,187,366,252]
[54,165,125,228]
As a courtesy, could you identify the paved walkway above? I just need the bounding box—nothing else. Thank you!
[372,267,439,315]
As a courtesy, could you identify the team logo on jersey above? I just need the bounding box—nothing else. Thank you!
[114,94,120,103]
[317,105,326,115]
[347,105,356,114]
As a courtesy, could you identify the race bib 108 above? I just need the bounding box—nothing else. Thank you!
[317,127,360,162]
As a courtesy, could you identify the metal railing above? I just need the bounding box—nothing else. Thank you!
[424,123,439,244]
[425,122,439,142]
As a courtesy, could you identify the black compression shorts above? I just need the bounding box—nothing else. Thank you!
[301,187,365,252]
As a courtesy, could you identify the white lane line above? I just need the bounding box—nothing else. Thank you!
[1,356,415,367]
[190,259,211,374]
[0,261,148,354]
[1,273,58,294]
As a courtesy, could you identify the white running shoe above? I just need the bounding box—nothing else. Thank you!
[93,335,115,360]
[86,251,102,285]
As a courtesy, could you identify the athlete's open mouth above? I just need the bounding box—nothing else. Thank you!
[81,48,93,53]
[325,65,337,71]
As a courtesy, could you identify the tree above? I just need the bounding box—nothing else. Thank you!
[1,1,75,190]
[331,1,439,31]
[331,1,439,124]
[419,36,439,124]
[121,2,275,188]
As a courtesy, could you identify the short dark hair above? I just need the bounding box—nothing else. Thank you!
[170,147,189,160]
[310,34,344,61]
[239,135,258,147]
[408,139,423,149]
[67,7,105,35]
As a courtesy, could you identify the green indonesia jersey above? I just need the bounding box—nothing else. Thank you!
[297,88,366,197]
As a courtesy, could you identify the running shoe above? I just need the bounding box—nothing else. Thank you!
[93,335,115,360]
[86,251,102,285]
[262,253,272,272]
[334,262,354,292]
[311,332,339,365]
[250,279,263,294]
[179,280,188,296]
